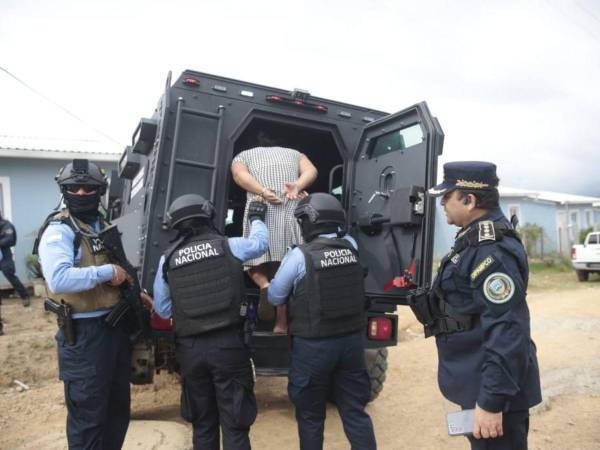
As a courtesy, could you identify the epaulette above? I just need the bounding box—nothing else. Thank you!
[478,220,496,243]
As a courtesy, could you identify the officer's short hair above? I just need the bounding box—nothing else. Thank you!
[457,189,499,209]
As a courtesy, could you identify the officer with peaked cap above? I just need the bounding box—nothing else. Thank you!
[413,161,541,449]
[36,159,148,449]
[152,194,268,450]
[268,193,376,450]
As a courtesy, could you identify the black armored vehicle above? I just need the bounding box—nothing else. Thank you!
[109,70,443,400]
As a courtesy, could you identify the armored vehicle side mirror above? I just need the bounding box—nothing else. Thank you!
[119,146,142,180]
[132,118,158,155]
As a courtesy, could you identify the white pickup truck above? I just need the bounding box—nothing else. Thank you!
[571,231,600,281]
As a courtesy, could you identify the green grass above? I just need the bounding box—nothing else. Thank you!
[529,258,573,275]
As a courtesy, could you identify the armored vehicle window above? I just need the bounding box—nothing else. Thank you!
[368,123,423,159]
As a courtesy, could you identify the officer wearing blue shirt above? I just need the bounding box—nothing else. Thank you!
[421,162,541,450]
[152,194,268,450]
[268,193,376,450]
[36,159,139,450]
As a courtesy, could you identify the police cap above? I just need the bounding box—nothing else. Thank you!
[167,194,215,229]
[428,161,499,197]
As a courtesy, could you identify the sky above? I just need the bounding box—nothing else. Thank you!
[1,0,599,196]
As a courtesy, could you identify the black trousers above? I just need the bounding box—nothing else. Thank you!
[176,327,257,450]
[467,410,530,450]
[288,332,376,450]
[0,256,28,300]
[56,317,131,450]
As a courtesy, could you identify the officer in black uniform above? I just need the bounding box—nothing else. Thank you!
[152,194,269,450]
[0,209,31,313]
[414,161,541,449]
[268,193,376,450]
[36,159,140,449]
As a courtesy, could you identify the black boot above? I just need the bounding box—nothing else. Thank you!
[22,297,31,307]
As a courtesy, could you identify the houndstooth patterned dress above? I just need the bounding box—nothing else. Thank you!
[233,146,305,267]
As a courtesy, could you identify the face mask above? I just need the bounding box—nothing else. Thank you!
[64,192,101,224]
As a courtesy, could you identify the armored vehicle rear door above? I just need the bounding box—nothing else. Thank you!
[347,102,443,305]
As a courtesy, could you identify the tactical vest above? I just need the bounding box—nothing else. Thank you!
[289,237,366,338]
[165,232,245,337]
[410,219,522,338]
[41,210,121,314]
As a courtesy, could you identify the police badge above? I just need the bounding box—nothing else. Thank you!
[482,272,515,304]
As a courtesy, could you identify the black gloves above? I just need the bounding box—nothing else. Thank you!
[248,201,267,223]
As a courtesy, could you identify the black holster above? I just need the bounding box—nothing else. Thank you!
[408,288,473,338]
[44,298,76,345]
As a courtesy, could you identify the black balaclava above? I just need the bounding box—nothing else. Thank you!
[64,192,101,225]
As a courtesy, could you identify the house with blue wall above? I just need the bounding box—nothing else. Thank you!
[0,137,119,289]
[433,186,600,258]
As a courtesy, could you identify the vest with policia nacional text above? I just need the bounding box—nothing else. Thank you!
[165,232,246,337]
[289,237,366,338]
[40,210,121,314]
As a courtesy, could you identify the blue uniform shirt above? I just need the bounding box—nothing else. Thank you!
[153,220,268,319]
[268,233,358,306]
[38,220,115,319]
[435,207,541,413]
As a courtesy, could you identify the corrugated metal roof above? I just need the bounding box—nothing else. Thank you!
[500,186,600,205]
[0,135,121,161]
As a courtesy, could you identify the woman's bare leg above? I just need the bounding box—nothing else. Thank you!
[272,305,288,334]
[249,265,275,321]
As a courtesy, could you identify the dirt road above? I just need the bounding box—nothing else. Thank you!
[1,272,599,449]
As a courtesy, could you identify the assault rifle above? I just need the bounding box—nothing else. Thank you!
[99,224,151,341]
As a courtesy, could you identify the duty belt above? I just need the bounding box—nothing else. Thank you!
[410,219,520,338]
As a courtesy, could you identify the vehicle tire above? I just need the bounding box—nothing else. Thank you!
[365,348,388,402]
[576,270,589,282]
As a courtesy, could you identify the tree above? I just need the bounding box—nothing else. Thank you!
[580,226,594,244]
[520,223,543,257]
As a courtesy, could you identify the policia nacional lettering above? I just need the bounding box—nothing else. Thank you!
[317,248,358,269]
[172,241,221,268]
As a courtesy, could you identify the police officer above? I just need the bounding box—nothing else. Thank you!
[422,161,541,449]
[37,159,141,449]
[0,209,31,312]
[268,193,376,450]
[152,194,268,450]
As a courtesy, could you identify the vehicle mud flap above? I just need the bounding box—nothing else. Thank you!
[180,379,197,423]
[232,371,257,428]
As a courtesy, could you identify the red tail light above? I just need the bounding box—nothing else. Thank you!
[571,247,576,259]
[368,317,392,340]
[183,77,200,87]
[151,312,172,331]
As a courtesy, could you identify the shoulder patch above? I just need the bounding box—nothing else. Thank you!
[478,220,496,242]
[451,253,461,264]
[471,255,495,281]
[482,272,515,304]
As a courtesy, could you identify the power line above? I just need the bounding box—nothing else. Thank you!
[0,65,123,147]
